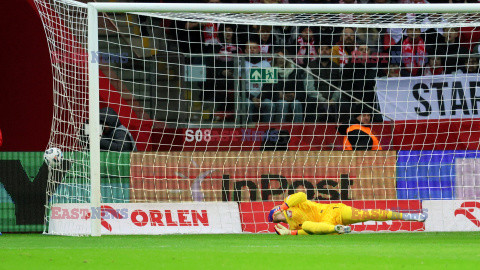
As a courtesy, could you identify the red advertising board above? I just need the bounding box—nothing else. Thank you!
[147,120,480,152]
[174,123,393,151]
[239,200,424,233]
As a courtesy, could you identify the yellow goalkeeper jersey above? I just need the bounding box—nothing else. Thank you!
[282,192,345,230]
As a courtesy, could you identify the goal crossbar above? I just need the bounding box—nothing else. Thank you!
[89,3,480,14]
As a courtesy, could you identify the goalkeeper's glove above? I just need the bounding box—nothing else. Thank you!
[274,224,297,235]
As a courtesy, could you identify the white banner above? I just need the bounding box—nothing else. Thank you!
[424,200,480,232]
[456,158,480,200]
[375,74,480,120]
[48,202,242,235]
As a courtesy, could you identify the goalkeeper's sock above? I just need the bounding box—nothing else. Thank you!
[301,221,336,234]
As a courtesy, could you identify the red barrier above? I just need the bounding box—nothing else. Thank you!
[392,119,480,151]
[153,122,393,152]
[151,119,480,152]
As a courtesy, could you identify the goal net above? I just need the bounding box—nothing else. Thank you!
[35,0,480,235]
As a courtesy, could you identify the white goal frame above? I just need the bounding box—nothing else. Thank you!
[86,2,480,236]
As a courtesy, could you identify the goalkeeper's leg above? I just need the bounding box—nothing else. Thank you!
[340,206,426,225]
[301,221,351,235]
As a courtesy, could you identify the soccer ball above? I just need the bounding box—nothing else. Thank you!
[44,147,63,168]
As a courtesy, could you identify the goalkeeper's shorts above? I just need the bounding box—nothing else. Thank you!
[320,203,349,225]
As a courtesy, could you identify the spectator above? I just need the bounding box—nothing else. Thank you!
[356,27,382,53]
[332,27,356,68]
[203,24,242,115]
[175,0,223,61]
[385,63,401,78]
[249,24,293,51]
[466,56,480,73]
[175,20,202,59]
[217,24,243,62]
[199,20,221,54]
[423,27,445,57]
[304,44,341,122]
[79,107,137,152]
[383,28,404,54]
[337,104,382,151]
[292,26,318,67]
[457,55,480,74]
[271,25,297,54]
[261,51,304,123]
[437,27,470,74]
[460,26,480,53]
[340,42,381,123]
[99,107,137,152]
[100,107,137,152]
[258,25,274,56]
[423,56,444,76]
[400,28,427,76]
[243,37,273,122]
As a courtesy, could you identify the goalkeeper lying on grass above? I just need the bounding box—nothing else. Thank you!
[268,192,427,235]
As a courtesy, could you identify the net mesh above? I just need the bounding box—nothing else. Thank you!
[148,11,480,28]
[34,0,480,235]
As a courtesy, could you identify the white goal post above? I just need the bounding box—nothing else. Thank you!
[35,0,480,236]
[89,3,480,14]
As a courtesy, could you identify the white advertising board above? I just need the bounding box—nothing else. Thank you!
[376,74,480,120]
[48,202,242,235]
[423,200,480,232]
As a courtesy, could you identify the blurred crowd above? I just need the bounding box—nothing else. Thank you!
[139,0,480,123]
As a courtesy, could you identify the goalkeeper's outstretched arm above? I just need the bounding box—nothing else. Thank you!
[280,192,307,210]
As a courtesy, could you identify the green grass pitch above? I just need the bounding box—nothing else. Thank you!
[1,232,479,270]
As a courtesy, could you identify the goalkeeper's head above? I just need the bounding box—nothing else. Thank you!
[267,205,286,223]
